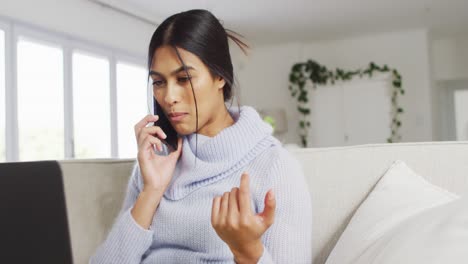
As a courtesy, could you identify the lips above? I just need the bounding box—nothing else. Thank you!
[168,112,188,122]
[168,112,188,117]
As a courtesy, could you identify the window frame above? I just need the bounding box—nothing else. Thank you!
[0,15,146,161]
[0,20,10,161]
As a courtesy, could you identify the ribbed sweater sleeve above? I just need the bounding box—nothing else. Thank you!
[89,162,154,264]
[256,149,313,264]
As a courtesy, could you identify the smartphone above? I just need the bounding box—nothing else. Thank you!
[153,98,179,152]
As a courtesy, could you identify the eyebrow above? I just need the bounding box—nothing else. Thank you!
[149,66,195,77]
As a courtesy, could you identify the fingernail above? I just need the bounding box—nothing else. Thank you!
[269,190,275,200]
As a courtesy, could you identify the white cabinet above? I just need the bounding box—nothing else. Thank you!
[307,77,392,147]
[454,89,468,140]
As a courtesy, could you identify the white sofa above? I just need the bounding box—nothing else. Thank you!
[59,141,468,264]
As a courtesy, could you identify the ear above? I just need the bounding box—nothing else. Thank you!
[215,76,225,90]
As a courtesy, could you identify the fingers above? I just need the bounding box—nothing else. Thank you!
[136,123,168,154]
[138,126,167,145]
[219,192,229,225]
[239,172,252,216]
[134,114,159,138]
[228,187,240,220]
[141,134,164,153]
[177,137,183,151]
[210,174,276,241]
[212,188,239,228]
[211,196,221,226]
[259,189,276,227]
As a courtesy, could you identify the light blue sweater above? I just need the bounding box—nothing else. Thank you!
[90,106,313,264]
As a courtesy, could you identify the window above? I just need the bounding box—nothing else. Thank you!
[17,38,64,161]
[116,62,148,159]
[454,89,468,141]
[0,30,5,161]
[72,51,110,158]
[0,17,146,161]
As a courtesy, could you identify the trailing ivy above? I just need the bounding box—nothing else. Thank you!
[289,60,404,147]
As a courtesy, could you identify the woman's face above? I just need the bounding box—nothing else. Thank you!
[150,45,226,136]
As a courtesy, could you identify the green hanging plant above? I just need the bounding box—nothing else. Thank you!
[288,60,404,147]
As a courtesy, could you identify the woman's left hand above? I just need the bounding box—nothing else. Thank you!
[211,172,276,263]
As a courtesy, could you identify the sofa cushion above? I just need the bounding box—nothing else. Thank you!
[325,160,460,264]
[59,159,135,264]
[353,194,468,263]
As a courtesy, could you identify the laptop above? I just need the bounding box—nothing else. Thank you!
[0,160,74,264]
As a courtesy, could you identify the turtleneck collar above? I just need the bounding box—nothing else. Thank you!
[163,105,281,200]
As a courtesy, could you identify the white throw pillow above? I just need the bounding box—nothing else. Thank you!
[355,195,468,264]
[325,160,460,264]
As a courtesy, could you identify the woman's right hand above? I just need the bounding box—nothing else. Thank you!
[134,114,183,194]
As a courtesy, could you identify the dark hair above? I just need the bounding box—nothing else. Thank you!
[147,9,248,101]
[147,9,249,158]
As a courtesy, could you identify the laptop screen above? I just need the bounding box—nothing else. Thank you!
[0,160,74,264]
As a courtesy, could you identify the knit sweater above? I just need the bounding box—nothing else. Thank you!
[89,106,313,264]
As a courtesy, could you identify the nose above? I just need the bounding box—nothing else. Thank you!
[163,83,182,106]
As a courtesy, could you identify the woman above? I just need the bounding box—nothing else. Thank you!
[90,9,312,264]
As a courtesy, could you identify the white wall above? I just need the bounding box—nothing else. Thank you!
[0,0,154,56]
[432,37,468,81]
[237,29,434,145]
[430,36,468,141]
[231,42,303,144]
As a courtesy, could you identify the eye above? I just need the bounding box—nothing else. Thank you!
[178,76,192,83]
[152,80,165,88]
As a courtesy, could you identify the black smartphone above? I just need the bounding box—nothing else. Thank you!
[153,98,179,152]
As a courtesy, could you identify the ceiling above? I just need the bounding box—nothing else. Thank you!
[93,0,468,44]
